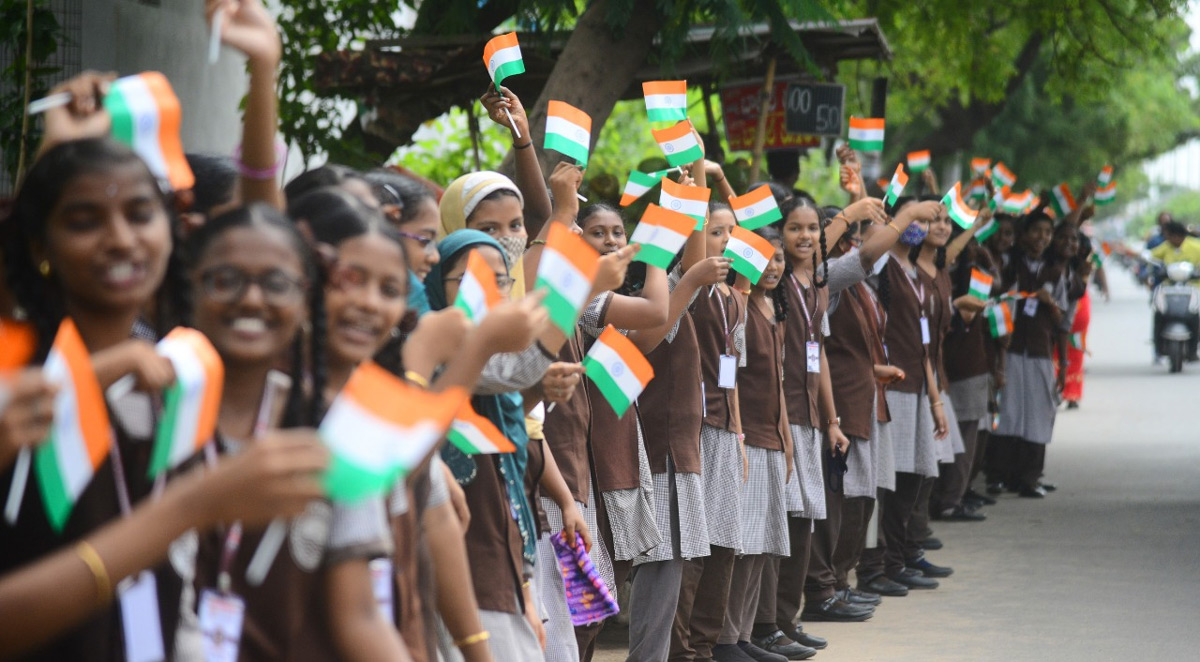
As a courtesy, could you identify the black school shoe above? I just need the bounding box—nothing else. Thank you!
[986,481,1006,495]
[907,556,954,577]
[712,643,757,662]
[751,630,817,661]
[1019,485,1047,498]
[780,624,828,650]
[738,641,790,662]
[891,568,939,589]
[964,488,997,506]
[921,536,944,550]
[857,574,909,597]
[938,505,987,522]
[801,596,874,622]
[838,586,883,606]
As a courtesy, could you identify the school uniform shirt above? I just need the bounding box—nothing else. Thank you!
[826,282,885,441]
[780,273,829,428]
[740,302,791,454]
[692,285,747,432]
[879,256,930,395]
[0,411,185,662]
[542,331,593,504]
[1005,257,1068,358]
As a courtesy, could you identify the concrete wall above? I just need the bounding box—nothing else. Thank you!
[83,0,246,156]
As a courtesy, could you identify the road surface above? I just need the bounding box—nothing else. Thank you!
[592,269,1200,661]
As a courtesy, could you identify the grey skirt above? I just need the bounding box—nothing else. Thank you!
[699,424,744,550]
[739,445,792,556]
[995,352,1058,444]
[786,424,826,519]
[884,390,939,477]
[601,411,662,561]
[948,373,991,422]
[635,461,710,565]
[937,390,965,463]
[874,416,897,492]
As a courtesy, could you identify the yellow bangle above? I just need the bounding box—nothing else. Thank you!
[885,223,902,235]
[404,370,430,389]
[454,631,491,648]
[75,541,112,606]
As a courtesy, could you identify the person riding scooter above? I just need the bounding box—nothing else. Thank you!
[1149,221,1200,363]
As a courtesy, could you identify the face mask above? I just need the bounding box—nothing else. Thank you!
[495,235,526,272]
[899,223,928,247]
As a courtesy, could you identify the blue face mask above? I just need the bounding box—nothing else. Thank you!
[899,223,928,246]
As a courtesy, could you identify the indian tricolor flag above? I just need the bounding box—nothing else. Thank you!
[535,224,600,335]
[724,225,776,285]
[483,32,525,89]
[320,362,466,503]
[454,250,502,324]
[907,150,931,173]
[583,326,654,418]
[847,117,885,152]
[968,269,994,301]
[659,176,710,229]
[1003,189,1033,214]
[971,158,990,176]
[1097,165,1114,187]
[986,303,1013,338]
[989,185,1010,212]
[1069,332,1086,351]
[448,401,516,455]
[630,204,694,269]
[149,328,223,479]
[1094,181,1117,206]
[620,170,663,207]
[992,162,1016,189]
[729,185,782,230]
[884,164,908,207]
[652,119,703,167]
[104,72,194,191]
[544,101,592,166]
[1049,183,1077,218]
[976,216,998,243]
[642,80,688,123]
[941,182,977,229]
[34,320,112,531]
[968,177,989,203]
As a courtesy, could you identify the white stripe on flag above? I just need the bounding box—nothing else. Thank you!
[160,341,206,465]
[587,340,645,401]
[458,275,489,322]
[644,93,687,110]
[451,421,501,453]
[115,78,169,180]
[657,133,697,156]
[660,192,707,218]
[630,222,689,253]
[486,45,523,79]
[539,249,592,309]
[45,351,92,500]
[727,236,768,273]
[545,116,590,150]
[322,398,441,474]
[848,127,884,142]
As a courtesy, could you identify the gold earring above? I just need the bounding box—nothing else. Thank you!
[38,260,51,277]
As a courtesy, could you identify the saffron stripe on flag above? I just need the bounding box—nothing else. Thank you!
[729,185,782,230]
[651,120,703,167]
[659,176,710,229]
[724,226,774,284]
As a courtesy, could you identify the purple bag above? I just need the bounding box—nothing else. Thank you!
[549,531,620,626]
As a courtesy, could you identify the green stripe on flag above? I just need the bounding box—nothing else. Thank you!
[34,432,71,532]
[662,144,703,167]
[492,61,525,88]
[545,133,589,166]
[633,243,679,270]
[584,362,633,417]
[976,219,997,243]
[148,382,184,478]
[738,209,781,231]
[105,89,135,147]
[322,450,400,504]
[447,429,484,455]
[728,252,764,284]
[849,138,884,151]
[647,107,686,123]
[536,284,583,335]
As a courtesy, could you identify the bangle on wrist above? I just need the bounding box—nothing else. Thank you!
[529,239,547,247]
[404,370,430,389]
[454,631,491,648]
[75,541,112,607]
[514,141,533,150]
[232,140,285,181]
[931,401,944,408]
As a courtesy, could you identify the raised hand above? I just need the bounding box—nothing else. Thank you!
[37,71,116,156]
[480,85,530,141]
[478,290,550,353]
[593,244,638,293]
[91,339,176,393]
[840,197,888,226]
[0,370,57,469]
[404,308,472,370]
[540,362,585,405]
[685,256,732,288]
[206,0,281,64]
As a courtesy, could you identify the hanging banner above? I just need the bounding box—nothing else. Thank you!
[718,79,821,151]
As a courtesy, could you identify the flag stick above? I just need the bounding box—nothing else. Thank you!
[208,8,224,65]
[546,402,556,413]
[27,92,71,115]
[3,448,30,524]
[246,518,287,586]
[576,193,588,202]
[504,108,521,139]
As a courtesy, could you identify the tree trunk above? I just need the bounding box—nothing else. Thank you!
[499,0,662,176]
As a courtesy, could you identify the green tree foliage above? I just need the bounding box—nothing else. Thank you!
[1,0,61,186]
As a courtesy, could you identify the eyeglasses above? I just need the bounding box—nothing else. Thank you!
[397,231,438,257]
[199,266,306,305]
[444,274,516,294]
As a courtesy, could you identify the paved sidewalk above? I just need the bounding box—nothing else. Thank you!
[592,273,1200,661]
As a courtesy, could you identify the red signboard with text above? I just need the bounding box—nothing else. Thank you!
[719,80,821,152]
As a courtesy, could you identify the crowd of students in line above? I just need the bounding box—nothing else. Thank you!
[0,3,1111,661]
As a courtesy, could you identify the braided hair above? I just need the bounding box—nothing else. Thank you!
[3,138,190,360]
[777,196,830,289]
[188,203,323,428]
[290,187,410,418]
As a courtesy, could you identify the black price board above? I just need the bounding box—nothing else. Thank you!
[783,82,845,137]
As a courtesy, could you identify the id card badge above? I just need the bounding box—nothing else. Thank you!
[198,589,245,662]
[718,355,738,389]
[919,316,931,345]
[119,571,165,662]
[369,558,395,623]
[1023,298,1038,317]
[806,341,821,373]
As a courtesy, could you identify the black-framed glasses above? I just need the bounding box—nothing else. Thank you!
[444,274,517,293]
[199,266,307,305]
[397,231,438,257]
